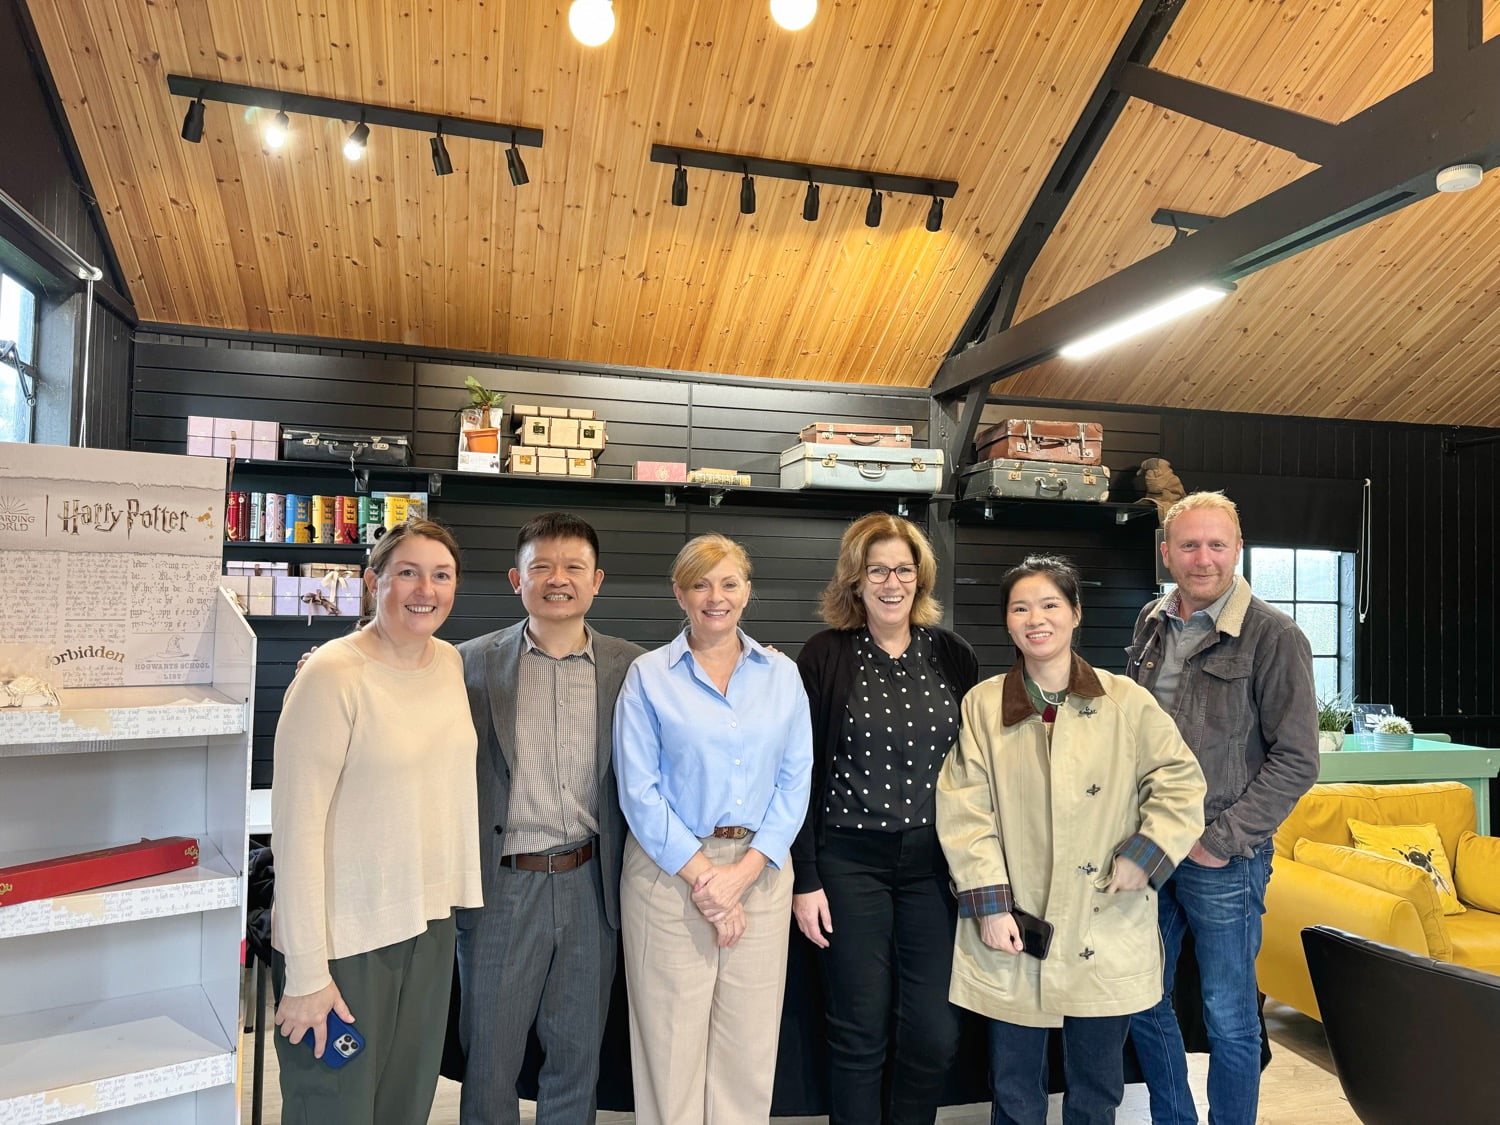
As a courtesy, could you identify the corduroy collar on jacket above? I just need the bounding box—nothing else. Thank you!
[1001,653,1106,727]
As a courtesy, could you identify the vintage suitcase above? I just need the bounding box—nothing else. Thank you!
[960,458,1110,503]
[280,429,412,466]
[797,422,914,448]
[780,443,944,493]
[974,418,1103,464]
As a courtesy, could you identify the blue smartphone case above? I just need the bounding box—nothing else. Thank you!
[305,1011,365,1069]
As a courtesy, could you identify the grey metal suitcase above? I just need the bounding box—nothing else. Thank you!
[959,458,1110,502]
[779,443,944,493]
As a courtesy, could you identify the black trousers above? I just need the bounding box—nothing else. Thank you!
[817,825,961,1125]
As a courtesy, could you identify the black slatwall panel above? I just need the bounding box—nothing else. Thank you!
[83,307,133,449]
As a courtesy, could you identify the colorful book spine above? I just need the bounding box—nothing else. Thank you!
[287,494,313,543]
[224,492,245,541]
[359,496,382,544]
[248,492,265,542]
[265,493,285,544]
[383,494,411,529]
[335,495,359,544]
[313,495,337,544]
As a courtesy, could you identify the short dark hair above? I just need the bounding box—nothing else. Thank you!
[515,511,601,565]
[999,554,1082,611]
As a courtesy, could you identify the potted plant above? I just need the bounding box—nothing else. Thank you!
[1371,714,1414,751]
[460,375,505,452]
[1317,692,1354,751]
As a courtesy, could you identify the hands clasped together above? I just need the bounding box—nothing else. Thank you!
[689,851,767,948]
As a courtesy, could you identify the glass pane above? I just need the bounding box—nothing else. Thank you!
[1313,657,1339,701]
[1296,550,1339,600]
[1250,547,1294,599]
[1268,601,1295,620]
[1296,603,1339,655]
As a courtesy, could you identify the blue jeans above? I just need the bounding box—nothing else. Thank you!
[1129,841,1273,1125]
[988,1015,1130,1125]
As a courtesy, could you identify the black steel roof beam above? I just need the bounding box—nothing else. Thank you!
[949,0,1187,353]
[930,32,1500,400]
[1434,0,1483,73]
[1115,62,1340,164]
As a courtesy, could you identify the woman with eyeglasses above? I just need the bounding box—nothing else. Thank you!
[791,512,980,1125]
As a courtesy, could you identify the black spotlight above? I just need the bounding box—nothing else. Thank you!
[864,188,883,229]
[180,97,205,143]
[671,162,688,206]
[740,172,756,215]
[802,180,820,222]
[506,142,529,186]
[925,195,944,233]
[430,133,453,176]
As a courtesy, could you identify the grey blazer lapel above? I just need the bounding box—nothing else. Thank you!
[594,638,629,781]
[486,627,524,772]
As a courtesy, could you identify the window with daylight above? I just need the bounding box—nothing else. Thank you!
[1,272,40,443]
[1244,546,1356,701]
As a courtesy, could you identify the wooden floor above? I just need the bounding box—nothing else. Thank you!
[240,996,1357,1124]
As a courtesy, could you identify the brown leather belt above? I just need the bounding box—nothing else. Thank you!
[500,841,595,873]
[711,826,751,840]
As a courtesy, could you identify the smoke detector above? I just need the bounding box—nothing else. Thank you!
[1436,163,1483,192]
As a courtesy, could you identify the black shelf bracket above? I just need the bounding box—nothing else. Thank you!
[353,468,370,494]
[428,472,443,496]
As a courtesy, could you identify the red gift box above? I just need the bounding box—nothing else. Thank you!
[0,837,201,908]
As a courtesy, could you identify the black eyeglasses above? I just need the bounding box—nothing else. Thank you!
[865,564,918,583]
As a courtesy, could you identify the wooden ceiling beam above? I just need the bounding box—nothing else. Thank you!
[932,28,1500,401]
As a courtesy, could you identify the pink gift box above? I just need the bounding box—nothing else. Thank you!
[337,592,361,617]
[633,460,688,483]
[272,592,302,616]
[213,417,252,439]
[252,420,279,442]
[187,415,214,437]
[186,435,214,456]
[212,435,248,460]
[251,439,278,461]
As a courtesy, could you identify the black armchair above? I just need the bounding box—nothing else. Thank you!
[1301,925,1500,1125]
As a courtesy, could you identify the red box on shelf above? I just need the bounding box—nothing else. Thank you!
[0,836,202,909]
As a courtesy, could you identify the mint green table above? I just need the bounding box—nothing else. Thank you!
[1319,735,1500,833]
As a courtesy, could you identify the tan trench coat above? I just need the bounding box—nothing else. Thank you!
[937,656,1206,1027]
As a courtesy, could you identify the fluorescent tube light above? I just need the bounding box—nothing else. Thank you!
[1058,284,1233,359]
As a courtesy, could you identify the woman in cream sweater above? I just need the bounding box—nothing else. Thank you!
[272,519,482,1124]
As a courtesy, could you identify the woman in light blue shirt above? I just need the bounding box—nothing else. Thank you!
[614,532,813,1125]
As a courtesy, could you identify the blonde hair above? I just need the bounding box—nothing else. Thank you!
[671,533,752,589]
[1162,491,1242,540]
[818,512,942,630]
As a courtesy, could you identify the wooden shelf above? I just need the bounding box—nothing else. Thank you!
[0,685,248,753]
[0,985,234,1119]
[0,841,240,940]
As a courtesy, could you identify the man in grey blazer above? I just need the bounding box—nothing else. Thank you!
[456,512,644,1125]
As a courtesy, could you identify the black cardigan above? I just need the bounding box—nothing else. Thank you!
[790,626,981,894]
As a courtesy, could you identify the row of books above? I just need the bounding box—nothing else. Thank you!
[224,491,428,543]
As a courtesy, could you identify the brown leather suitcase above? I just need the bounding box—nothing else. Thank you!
[974,419,1102,464]
[798,422,914,448]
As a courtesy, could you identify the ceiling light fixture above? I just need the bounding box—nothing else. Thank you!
[430,131,453,176]
[925,196,944,233]
[802,179,820,222]
[180,96,205,143]
[651,144,956,233]
[769,0,817,31]
[671,161,688,206]
[569,0,615,47]
[343,121,369,161]
[506,141,530,186]
[264,109,290,150]
[168,75,543,181]
[1435,163,1483,192]
[1058,283,1235,359]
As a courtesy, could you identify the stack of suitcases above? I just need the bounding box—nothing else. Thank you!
[779,422,945,493]
[958,418,1110,503]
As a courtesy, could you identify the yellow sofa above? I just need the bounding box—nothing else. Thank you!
[1257,781,1500,1019]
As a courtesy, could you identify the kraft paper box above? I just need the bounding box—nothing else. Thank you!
[220,575,250,612]
[537,453,569,476]
[538,405,568,418]
[0,837,201,907]
[548,418,581,448]
[511,403,539,417]
[249,592,274,616]
[567,455,596,477]
[509,450,538,473]
[518,418,552,446]
[575,422,606,452]
[567,407,596,420]
[634,460,688,482]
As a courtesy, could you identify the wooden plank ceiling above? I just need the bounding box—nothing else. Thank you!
[23,0,1500,426]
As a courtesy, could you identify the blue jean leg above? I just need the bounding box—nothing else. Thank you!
[988,1015,1129,1125]
[1130,842,1273,1125]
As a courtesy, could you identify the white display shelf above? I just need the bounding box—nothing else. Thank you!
[0,985,234,1122]
[0,840,240,941]
[0,686,246,754]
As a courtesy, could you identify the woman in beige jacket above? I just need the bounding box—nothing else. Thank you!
[937,555,1205,1125]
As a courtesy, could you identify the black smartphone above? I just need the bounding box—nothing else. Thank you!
[1009,905,1055,960]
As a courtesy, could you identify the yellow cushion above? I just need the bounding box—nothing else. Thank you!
[1294,837,1453,961]
[1444,909,1500,975]
[1348,819,1465,915]
[1455,830,1500,913]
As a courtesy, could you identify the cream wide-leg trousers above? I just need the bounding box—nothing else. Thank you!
[620,831,793,1125]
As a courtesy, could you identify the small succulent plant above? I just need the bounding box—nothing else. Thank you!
[1317,692,1355,733]
[1375,714,1413,735]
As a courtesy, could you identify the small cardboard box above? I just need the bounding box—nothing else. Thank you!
[633,460,688,482]
[575,422,607,452]
[511,403,539,417]
[220,575,250,613]
[509,450,538,473]
[548,418,581,448]
[567,455,596,477]
[537,453,569,476]
[518,418,552,446]
[567,407,596,420]
[248,591,274,616]
[539,405,568,418]
[249,575,275,603]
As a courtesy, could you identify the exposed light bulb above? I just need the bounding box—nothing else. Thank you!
[770,0,817,31]
[569,0,615,46]
[264,109,290,150]
[343,122,369,161]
